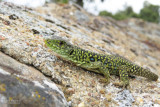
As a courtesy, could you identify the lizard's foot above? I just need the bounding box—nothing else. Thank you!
[117,65,130,89]
[113,81,130,89]
[99,78,110,85]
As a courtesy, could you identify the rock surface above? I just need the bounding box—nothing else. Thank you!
[0,51,68,107]
[0,2,160,107]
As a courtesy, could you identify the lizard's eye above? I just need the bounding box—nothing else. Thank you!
[59,41,64,46]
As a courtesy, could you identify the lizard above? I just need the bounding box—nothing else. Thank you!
[44,36,158,88]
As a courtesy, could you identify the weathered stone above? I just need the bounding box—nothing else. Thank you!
[0,52,68,107]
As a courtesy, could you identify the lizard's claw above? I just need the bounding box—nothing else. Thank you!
[109,76,114,81]
[99,78,110,85]
[113,81,130,89]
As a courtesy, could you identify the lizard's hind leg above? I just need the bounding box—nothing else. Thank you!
[114,65,130,89]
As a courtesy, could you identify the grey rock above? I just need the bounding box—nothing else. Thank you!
[0,52,68,107]
[115,90,135,107]
[74,10,89,24]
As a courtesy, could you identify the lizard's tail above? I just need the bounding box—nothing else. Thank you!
[130,65,158,81]
[138,68,158,81]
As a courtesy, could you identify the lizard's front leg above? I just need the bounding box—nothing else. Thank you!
[114,65,130,88]
[80,61,111,84]
[99,66,111,84]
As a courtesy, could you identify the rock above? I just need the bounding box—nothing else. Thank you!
[0,52,68,107]
[114,90,135,106]
[74,10,89,25]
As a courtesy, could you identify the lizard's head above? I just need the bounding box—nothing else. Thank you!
[44,36,74,58]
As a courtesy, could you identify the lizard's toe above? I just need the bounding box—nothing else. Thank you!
[99,78,110,85]
[113,81,129,89]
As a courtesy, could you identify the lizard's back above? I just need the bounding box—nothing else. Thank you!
[62,45,158,81]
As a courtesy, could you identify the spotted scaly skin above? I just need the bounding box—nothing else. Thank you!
[45,36,158,88]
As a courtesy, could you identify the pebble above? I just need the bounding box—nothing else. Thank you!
[105,93,112,102]
[136,97,144,104]
[78,102,85,107]
[100,89,106,94]
[154,99,160,105]
[65,88,75,95]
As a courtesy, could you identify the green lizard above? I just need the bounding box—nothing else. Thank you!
[44,36,158,88]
